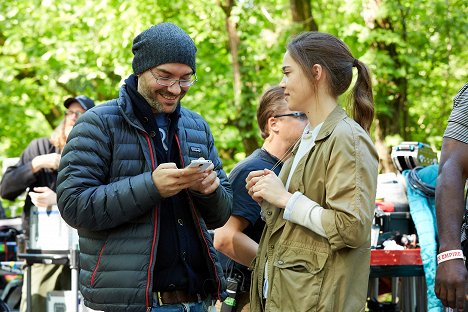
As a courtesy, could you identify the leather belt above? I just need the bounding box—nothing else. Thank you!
[156,290,201,305]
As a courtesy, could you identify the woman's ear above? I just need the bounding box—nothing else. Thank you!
[312,64,323,81]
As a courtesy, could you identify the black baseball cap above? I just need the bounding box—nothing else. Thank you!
[64,95,95,111]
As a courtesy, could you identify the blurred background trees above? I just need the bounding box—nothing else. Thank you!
[0,0,467,181]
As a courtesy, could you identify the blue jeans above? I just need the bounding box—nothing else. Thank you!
[151,296,213,312]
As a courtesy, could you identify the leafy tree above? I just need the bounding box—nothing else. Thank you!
[0,0,466,175]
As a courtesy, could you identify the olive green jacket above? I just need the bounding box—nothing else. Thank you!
[250,107,378,312]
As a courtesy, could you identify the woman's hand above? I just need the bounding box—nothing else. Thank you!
[246,169,292,207]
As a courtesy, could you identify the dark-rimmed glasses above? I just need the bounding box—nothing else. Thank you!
[65,110,84,118]
[149,69,197,88]
[273,112,306,119]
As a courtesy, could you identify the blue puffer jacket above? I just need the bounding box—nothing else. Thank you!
[56,86,232,312]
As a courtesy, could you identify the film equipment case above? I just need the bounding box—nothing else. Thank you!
[17,205,80,312]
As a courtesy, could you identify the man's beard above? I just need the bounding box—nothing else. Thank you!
[142,90,185,113]
[145,95,165,113]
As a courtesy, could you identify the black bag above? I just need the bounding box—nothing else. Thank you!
[0,227,19,261]
[0,279,21,311]
[0,299,11,312]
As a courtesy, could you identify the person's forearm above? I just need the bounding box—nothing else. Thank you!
[436,165,466,251]
[229,232,259,267]
[284,192,327,237]
[31,156,43,173]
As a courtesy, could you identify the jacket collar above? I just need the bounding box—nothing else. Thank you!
[315,105,347,141]
[117,79,142,129]
[288,105,347,159]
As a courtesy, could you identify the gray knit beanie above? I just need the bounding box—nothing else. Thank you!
[132,22,197,75]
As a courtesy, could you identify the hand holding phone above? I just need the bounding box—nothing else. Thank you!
[187,159,212,172]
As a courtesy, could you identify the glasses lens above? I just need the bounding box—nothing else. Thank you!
[151,69,197,88]
[295,113,307,119]
[179,80,193,87]
[179,75,197,87]
[66,111,83,117]
[156,77,173,87]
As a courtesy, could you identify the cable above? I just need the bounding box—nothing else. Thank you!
[407,166,435,197]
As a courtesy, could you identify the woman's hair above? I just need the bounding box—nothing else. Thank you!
[257,86,287,139]
[49,119,67,151]
[287,32,374,132]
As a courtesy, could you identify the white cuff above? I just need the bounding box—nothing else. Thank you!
[284,193,326,238]
[283,191,303,220]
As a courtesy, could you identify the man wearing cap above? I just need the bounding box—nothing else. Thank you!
[63,95,95,137]
[64,95,95,111]
[0,95,95,312]
[56,22,232,312]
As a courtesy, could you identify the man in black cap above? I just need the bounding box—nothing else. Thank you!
[63,95,95,137]
[57,22,232,312]
[64,95,95,111]
[0,94,94,312]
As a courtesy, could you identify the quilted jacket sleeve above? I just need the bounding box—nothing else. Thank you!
[57,108,161,231]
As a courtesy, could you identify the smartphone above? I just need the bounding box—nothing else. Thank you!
[187,159,212,171]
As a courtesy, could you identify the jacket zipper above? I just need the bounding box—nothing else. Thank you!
[90,242,106,287]
[143,132,158,310]
[175,135,222,300]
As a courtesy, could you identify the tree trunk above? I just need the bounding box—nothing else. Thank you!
[363,0,409,172]
[374,118,396,173]
[218,0,259,156]
[289,0,318,31]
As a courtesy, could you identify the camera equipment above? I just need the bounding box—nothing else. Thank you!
[391,142,438,172]
[220,274,242,312]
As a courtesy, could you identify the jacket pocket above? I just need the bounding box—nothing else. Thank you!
[269,245,328,312]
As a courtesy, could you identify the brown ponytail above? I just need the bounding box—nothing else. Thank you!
[352,59,374,132]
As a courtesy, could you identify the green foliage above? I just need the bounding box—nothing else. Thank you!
[0,0,466,173]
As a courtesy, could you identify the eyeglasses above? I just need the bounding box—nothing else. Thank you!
[65,110,84,118]
[149,69,197,88]
[273,112,306,119]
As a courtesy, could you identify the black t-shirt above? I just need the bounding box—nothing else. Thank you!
[220,148,282,288]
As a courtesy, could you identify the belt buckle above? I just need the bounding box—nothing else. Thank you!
[154,291,166,305]
[156,291,168,305]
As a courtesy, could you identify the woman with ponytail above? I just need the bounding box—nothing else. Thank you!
[246,32,379,312]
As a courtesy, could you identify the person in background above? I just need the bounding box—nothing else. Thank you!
[56,22,232,312]
[0,95,95,312]
[435,82,468,311]
[214,86,306,311]
[246,32,378,312]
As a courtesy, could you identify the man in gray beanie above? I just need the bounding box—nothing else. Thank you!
[56,22,232,312]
